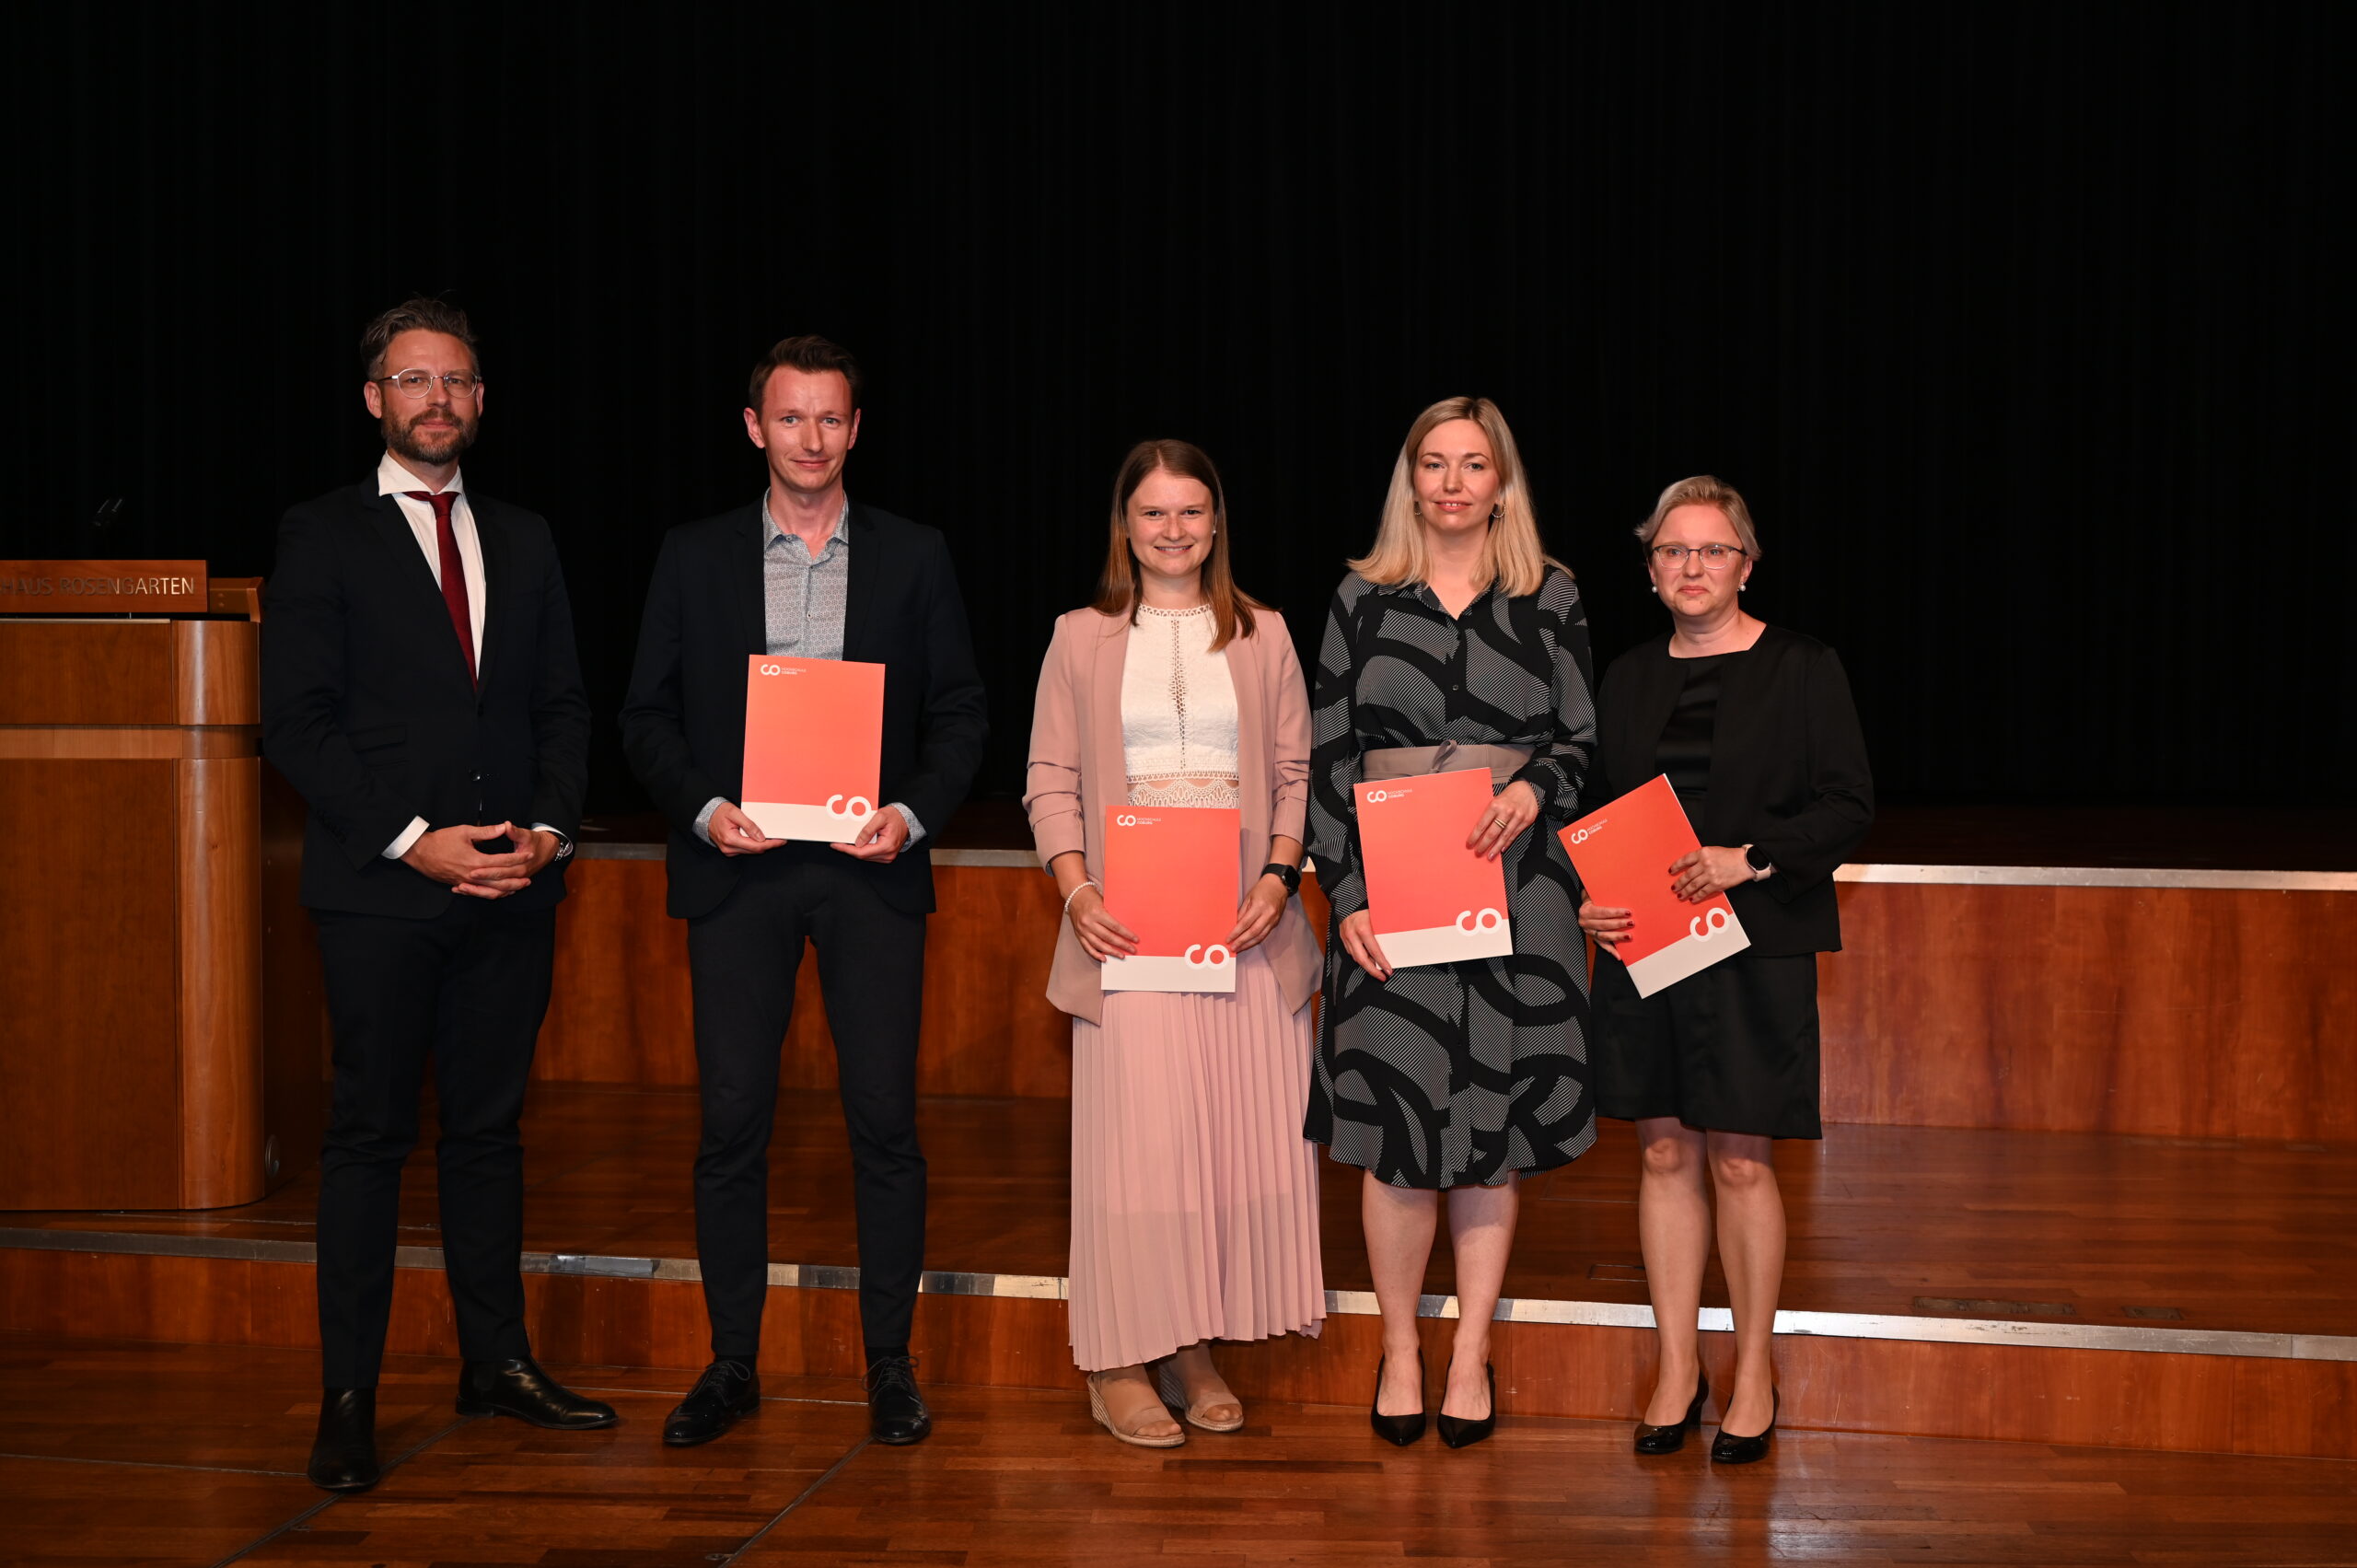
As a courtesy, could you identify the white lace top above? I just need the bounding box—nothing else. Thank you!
[1121,605,1240,808]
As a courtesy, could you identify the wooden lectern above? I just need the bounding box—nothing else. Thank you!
[0,566,326,1209]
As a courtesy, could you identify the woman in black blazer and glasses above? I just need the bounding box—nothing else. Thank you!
[1578,476,1872,1464]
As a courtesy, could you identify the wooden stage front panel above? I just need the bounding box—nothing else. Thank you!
[538,856,2355,1141]
[5,1087,2353,1459]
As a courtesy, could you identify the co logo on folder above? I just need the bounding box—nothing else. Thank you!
[1456,907,1504,932]
[1563,821,1605,845]
[1689,907,1732,940]
[827,795,874,819]
[1364,788,1388,804]
[1185,944,1233,969]
[758,663,782,676]
[1115,814,1140,827]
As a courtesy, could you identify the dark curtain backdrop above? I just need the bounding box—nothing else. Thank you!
[16,6,2351,812]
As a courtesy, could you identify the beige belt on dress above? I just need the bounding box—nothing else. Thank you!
[1360,742,1534,789]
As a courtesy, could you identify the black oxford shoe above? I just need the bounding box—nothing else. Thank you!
[455,1356,620,1430]
[307,1388,380,1493]
[865,1354,933,1445]
[664,1360,761,1447]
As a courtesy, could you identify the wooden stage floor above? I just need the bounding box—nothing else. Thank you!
[6,1335,2354,1567]
[7,1085,2353,1344]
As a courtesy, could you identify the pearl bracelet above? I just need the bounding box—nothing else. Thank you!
[1062,879,1102,917]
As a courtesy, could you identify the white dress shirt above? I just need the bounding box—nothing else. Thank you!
[373,451,565,865]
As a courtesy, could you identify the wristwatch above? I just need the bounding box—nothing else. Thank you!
[1261,861,1303,897]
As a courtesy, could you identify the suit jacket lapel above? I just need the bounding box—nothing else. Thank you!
[737,502,769,657]
[363,490,475,691]
[1088,613,1132,866]
[1626,638,1685,791]
[470,496,504,692]
[841,505,879,664]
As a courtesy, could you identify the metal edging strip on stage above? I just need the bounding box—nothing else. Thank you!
[9,1226,2355,1363]
[575,840,2357,889]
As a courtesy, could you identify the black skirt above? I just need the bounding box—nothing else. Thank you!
[1590,949,1822,1140]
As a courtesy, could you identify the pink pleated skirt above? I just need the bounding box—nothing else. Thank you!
[1067,942,1326,1372]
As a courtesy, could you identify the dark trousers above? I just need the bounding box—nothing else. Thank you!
[311,899,555,1388]
[687,851,927,1360]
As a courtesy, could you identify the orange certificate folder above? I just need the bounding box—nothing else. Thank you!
[1558,773,1750,997]
[1099,805,1242,993]
[740,656,886,844]
[1356,768,1512,969]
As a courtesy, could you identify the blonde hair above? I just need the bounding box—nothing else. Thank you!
[1349,396,1562,598]
[1634,474,1764,560]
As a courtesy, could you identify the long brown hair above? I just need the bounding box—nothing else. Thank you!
[1091,438,1263,650]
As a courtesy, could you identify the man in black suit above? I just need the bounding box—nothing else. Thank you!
[621,335,987,1447]
[262,298,617,1493]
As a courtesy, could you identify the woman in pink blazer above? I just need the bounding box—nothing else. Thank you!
[1024,438,1326,1447]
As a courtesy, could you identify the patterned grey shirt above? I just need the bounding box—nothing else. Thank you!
[693,493,925,845]
[763,495,851,658]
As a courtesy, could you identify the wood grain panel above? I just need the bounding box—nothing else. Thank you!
[538,861,1079,1097]
[171,618,259,725]
[0,725,261,759]
[7,1247,2354,1458]
[0,760,183,1208]
[1821,882,2357,1139]
[177,757,265,1208]
[541,860,2351,1140]
[0,621,176,725]
[258,761,327,1191]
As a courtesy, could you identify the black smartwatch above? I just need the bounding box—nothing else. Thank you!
[1743,843,1773,873]
[1261,861,1303,897]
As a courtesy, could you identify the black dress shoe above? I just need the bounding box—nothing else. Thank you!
[1711,1389,1779,1465]
[307,1388,380,1493]
[455,1356,620,1430]
[664,1360,761,1447]
[1368,1351,1425,1446]
[1634,1370,1710,1455]
[1437,1364,1497,1449]
[865,1354,932,1445]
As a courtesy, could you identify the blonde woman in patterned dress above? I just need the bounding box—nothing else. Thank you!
[1024,439,1326,1447]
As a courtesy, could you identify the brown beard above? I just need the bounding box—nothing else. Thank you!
[385,403,478,468]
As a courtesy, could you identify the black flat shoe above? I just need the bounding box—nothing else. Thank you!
[456,1356,620,1430]
[1634,1370,1710,1455]
[1437,1363,1497,1449]
[865,1354,933,1445]
[1711,1389,1779,1465]
[663,1360,761,1447]
[1368,1350,1425,1446]
[306,1388,379,1493]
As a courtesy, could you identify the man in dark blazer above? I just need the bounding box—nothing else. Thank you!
[621,335,987,1448]
[261,299,616,1494]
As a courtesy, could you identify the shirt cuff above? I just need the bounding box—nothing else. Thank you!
[693,796,726,847]
[384,817,429,860]
[530,823,575,860]
[888,803,926,845]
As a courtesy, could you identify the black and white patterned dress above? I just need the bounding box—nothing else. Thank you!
[1306,568,1599,1188]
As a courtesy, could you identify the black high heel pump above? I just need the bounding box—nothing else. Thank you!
[1368,1350,1425,1446]
[1710,1388,1778,1464]
[1436,1363,1497,1449]
[1633,1370,1709,1455]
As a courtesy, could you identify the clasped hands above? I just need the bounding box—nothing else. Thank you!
[402,821,561,899]
[707,800,909,863]
[1067,873,1290,963]
[1579,844,1755,961]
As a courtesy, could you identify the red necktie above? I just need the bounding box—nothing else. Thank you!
[406,490,477,683]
